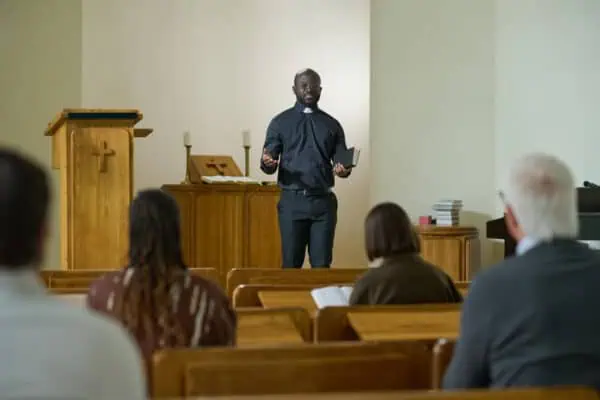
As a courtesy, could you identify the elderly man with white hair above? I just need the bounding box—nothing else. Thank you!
[443,152,600,390]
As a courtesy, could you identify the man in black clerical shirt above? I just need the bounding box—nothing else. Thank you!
[260,68,352,268]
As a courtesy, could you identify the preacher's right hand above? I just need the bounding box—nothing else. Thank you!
[262,149,279,167]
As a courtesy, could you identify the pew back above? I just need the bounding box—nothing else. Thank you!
[40,268,222,290]
[185,353,410,397]
[233,284,338,315]
[186,387,600,399]
[235,307,312,345]
[314,304,461,342]
[152,341,428,398]
[431,338,456,389]
[227,268,366,297]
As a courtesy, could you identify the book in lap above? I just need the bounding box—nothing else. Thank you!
[311,286,354,308]
[334,147,360,168]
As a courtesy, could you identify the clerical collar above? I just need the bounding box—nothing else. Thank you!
[294,102,318,114]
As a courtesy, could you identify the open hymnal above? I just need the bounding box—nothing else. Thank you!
[334,147,360,168]
[201,176,260,184]
[310,286,353,309]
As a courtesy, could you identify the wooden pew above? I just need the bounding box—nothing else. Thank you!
[456,281,469,297]
[227,268,366,297]
[40,267,222,290]
[152,341,427,398]
[432,338,456,389]
[313,304,460,389]
[235,308,312,346]
[233,284,335,315]
[314,304,461,342]
[188,387,600,399]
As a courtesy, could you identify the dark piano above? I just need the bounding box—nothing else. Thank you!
[487,186,600,257]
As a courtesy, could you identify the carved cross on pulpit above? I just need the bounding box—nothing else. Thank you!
[92,141,115,173]
[207,160,228,176]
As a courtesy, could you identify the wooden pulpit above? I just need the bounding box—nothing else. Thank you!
[163,155,281,278]
[45,109,150,270]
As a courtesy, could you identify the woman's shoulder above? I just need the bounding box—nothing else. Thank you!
[88,268,131,298]
[182,273,228,300]
[87,269,130,311]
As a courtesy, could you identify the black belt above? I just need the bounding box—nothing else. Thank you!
[282,187,333,196]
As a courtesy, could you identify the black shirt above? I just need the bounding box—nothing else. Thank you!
[260,102,350,190]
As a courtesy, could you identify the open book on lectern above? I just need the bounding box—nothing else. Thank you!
[310,286,354,309]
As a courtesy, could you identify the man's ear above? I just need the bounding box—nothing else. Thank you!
[505,205,525,242]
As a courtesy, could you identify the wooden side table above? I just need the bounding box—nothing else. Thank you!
[416,225,480,281]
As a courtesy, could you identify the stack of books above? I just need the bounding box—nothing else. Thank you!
[433,199,463,226]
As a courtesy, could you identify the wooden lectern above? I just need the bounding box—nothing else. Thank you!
[163,155,281,278]
[45,109,149,270]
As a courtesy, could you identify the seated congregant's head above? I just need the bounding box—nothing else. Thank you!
[365,202,419,262]
[502,153,578,242]
[128,188,185,271]
[0,148,50,269]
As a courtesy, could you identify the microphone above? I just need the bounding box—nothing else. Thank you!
[583,181,600,188]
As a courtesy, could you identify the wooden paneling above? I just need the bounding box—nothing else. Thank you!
[167,190,194,266]
[246,191,281,268]
[417,226,479,281]
[194,191,244,278]
[69,125,131,269]
[163,184,281,278]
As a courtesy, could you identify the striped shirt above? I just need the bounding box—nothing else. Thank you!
[86,267,236,366]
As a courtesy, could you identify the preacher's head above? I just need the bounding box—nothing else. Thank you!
[0,148,50,269]
[502,153,578,242]
[293,68,322,107]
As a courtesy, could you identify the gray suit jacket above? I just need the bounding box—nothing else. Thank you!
[443,239,600,389]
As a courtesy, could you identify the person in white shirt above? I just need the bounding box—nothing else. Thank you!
[0,147,146,399]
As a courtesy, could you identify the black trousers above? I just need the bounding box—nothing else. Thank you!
[277,190,338,268]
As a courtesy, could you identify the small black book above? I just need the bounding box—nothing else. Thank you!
[334,147,360,168]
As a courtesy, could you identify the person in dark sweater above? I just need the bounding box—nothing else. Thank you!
[443,153,600,390]
[349,202,462,305]
[260,68,353,269]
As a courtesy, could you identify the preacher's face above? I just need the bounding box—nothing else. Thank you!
[293,73,322,106]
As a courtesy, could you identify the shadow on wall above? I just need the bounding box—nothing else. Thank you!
[460,211,505,276]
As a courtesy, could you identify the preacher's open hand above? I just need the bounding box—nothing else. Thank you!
[262,149,279,168]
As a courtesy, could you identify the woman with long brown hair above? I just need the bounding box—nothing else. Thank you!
[86,189,236,367]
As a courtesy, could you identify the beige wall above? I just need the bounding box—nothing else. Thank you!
[371,0,600,267]
[370,0,497,265]
[0,0,82,268]
[494,0,600,193]
[7,0,598,271]
[80,0,370,267]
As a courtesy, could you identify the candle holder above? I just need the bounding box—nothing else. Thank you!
[243,145,251,177]
[181,144,192,184]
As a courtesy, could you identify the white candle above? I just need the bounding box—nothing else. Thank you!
[183,131,191,147]
[242,130,251,147]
